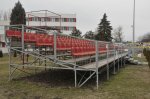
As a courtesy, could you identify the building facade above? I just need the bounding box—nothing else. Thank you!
[26,10,76,34]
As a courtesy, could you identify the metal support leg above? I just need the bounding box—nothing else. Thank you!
[117,51,119,71]
[95,41,99,89]
[21,25,25,66]
[74,66,77,87]
[124,57,125,66]
[45,47,47,71]
[113,55,116,74]
[121,45,123,67]
[96,69,99,89]
[106,44,109,80]
[113,46,116,74]
[54,32,57,62]
[9,38,12,81]
[121,52,122,68]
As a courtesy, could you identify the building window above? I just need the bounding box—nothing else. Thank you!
[64,18,67,22]
[66,18,76,22]
[41,17,45,22]
[2,42,5,47]
[74,18,76,22]
[51,18,55,22]
[68,27,74,31]
[55,18,59,22]
[38,17,41,21]
[47,17,51,21]
[27,17,32,21]
[60,27,76,31]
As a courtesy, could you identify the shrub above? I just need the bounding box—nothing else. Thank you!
[143,48,150,68]
[0,50,3,57]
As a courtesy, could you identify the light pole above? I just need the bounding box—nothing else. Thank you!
[132,0,135,56]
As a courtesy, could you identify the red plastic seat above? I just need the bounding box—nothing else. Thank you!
[6,30,21,38]
[28,34,36,42]
[24,33,29,42]
[56,42,67,51]
[14,31,21,38]
[43,38,53,46]
[36,38,44,46]
[6,30,14,37]
[72,47,80,56]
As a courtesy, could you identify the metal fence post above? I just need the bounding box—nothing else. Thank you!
[9,38,12,81]
[121,45,123,67]
[106,44,109,80]
[113,44,116,74]
[5,26,12,81]
[54,32,57,62]
[22,25,25,65]
[117,49,119,71]
[95,41,99,89]
[74,65,77,87]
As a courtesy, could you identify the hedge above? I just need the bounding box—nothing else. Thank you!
[143,48,150,68]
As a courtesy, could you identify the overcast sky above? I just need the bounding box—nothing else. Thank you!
[0,0,150,41]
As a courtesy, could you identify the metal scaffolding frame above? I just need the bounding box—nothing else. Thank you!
[5,25,128,89]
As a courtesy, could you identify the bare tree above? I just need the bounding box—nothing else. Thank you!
[0,10,3,20]
[113,26,124,42]
[3,11,8,21]
[7,9,11,20]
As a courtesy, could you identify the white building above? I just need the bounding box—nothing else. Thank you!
[0,21,9,53]
[0,33,8,53]
[26,10,76,34]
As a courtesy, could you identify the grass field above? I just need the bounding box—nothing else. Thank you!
[0,55,150,99]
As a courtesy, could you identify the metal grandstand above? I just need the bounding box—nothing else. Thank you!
[4,24,128,89]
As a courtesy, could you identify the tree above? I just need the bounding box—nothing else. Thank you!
[70,29,82,37]
[10,1,26,57]
[0,10,3,20]
[0,50,3,58]
[10,1,26,25]
[95,13,112,41]
[113,26,124,42]
[3,11,8,21]
[84,30,95,39]
[139,32,150,42]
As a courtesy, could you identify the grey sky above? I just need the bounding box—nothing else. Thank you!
[0,0,150,41]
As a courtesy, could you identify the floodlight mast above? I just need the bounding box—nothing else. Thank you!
[132,0,135,56]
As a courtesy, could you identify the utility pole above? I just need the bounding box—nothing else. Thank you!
[132,0,135,56]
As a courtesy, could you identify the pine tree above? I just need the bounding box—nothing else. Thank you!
[10,1,26,57]
[95,13,112,41]
[10,1,26,25]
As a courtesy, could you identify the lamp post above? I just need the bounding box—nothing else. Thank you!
[132,0,135,56]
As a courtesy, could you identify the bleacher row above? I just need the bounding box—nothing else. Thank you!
[6,30,122,57]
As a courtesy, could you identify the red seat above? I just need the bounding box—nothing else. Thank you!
[36,38,44,46]
[99,47,107,53]
[43,38,53,46]
[56,42,67,51]
[24,33,29,42]
[6,30,14,37]
[28,34,36,42]
[6,30,21,38]
[72,47,80,56]
[14,31,21,38]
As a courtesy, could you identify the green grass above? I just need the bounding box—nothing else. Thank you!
[0,56,150,99]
